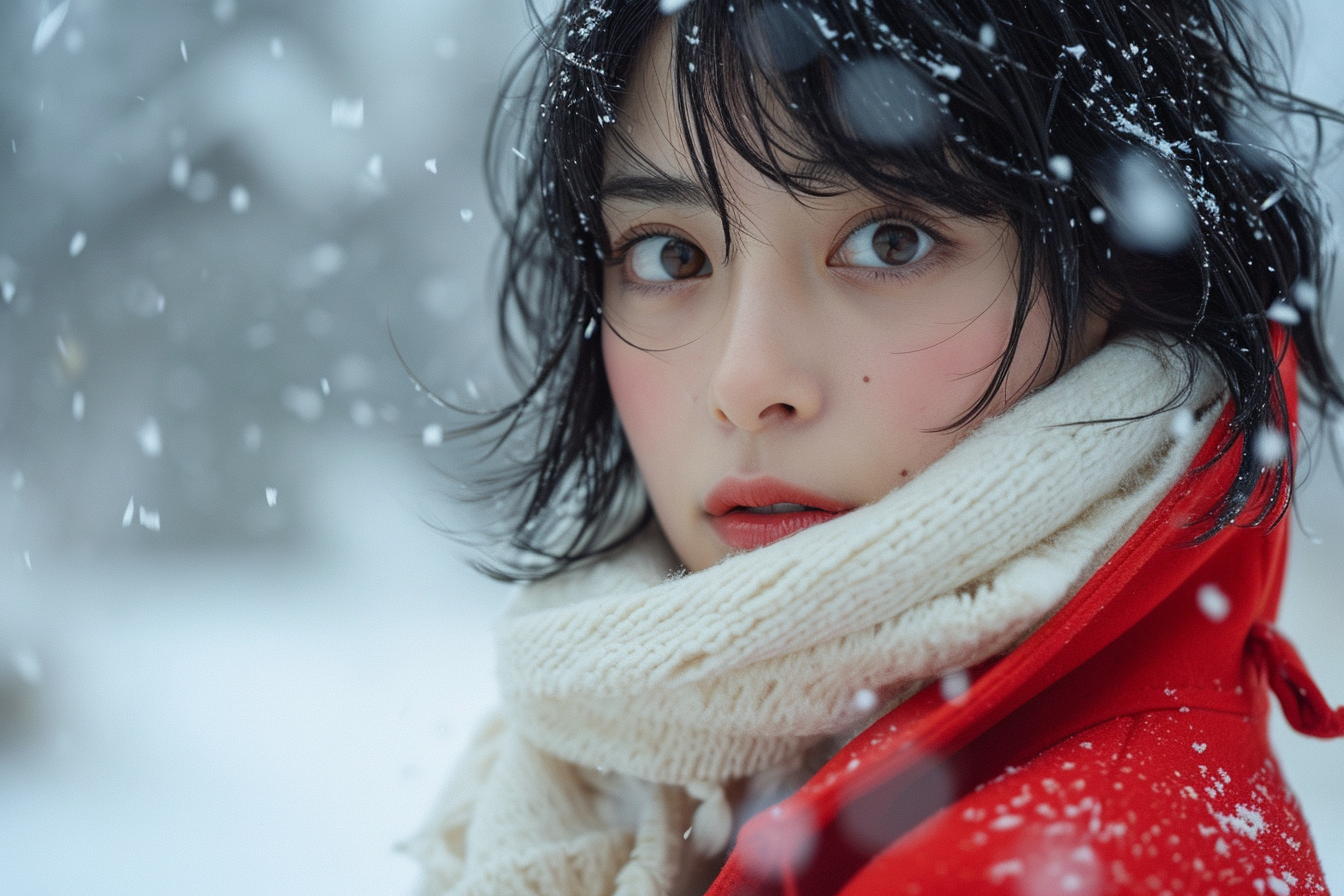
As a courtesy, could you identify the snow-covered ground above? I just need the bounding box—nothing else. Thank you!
[0,441,510,895]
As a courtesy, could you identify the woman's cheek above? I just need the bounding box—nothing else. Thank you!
[866,337,997,432]
[602,332,678,467]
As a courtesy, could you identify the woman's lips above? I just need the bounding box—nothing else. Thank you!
[705,477,852,552]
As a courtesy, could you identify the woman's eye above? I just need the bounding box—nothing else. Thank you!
[835,221,934,269]
[627,235,712,282]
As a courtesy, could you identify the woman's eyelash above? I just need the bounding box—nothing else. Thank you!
[605,226,694,267]
[841,208,948,248]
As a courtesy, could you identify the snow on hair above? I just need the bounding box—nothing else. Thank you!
[435,0,1343,580]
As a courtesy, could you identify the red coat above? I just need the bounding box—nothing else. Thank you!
[707,359,1343,896]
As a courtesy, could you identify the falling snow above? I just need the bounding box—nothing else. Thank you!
[1291,281,1319,311]
[350,400,376,427]
[1260,187,1286,211]
[171,155,190,189]
[138,418,163,458]
[138,506,161,531]
[229,185,250,213]
[1048,155,1074,181]
[282,385,324,423]
[1196,584,1231,623]
[1267,299,1302,326]
[838,58,942,148]
[1104,150,1195,253]
[32,2,70,54]
[1169,407,1195,439]
[940,669,971,701]
[331,97,364,129]
[12,649,43,684]
[1253,427,1289,465]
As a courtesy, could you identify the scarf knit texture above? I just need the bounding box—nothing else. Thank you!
[408,336,1225,896]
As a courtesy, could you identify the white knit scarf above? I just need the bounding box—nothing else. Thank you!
[408,337,1224,896]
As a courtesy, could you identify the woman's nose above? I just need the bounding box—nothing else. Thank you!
[707,267,824,432]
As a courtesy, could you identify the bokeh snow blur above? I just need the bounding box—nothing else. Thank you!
[0,1,1341,893]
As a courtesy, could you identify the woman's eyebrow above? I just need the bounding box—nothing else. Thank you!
[600,173,710,208]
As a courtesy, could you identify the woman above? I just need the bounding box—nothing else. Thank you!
[409,1,1344,892]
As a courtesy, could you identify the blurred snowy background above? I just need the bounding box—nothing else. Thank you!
[0,1,1339,893]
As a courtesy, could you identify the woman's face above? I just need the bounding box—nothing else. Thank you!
[600,27,1104,572]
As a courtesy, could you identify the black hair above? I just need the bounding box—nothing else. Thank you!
[449,0,1344,581]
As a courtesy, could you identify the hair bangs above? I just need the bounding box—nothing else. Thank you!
[434,0,1344,579]
[661,3,1013,228]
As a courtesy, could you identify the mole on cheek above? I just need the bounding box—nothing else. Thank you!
[862,376,870,383]
[900,469,909,478]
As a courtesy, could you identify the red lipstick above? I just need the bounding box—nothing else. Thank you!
[705,477,852,552]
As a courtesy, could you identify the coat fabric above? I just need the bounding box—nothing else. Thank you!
[705,352,1343,896]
